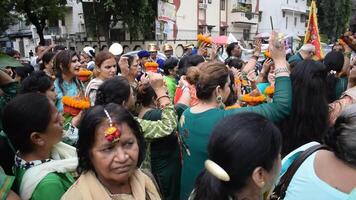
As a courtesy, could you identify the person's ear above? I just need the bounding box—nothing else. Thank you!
[122,100,126,107]
[30,132,45,147]
[215,85,221,97]
[251,167,267,189]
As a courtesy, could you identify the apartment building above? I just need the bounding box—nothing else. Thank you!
[258,0,308,37]
[172,0,259,41]
[227,0,259,41]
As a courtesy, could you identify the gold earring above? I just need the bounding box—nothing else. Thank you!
[216,95,222,103]
[216,95,225,109]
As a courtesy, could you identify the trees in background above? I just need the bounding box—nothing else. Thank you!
[316,0,353,41]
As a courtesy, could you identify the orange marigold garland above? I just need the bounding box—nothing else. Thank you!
[263,50,272,59]
[62,96,90,116]
[77,69,93,82]
[241,89,266,106]
[144,62,159,72]
[235,79,249,86]
[197,34,212,47]
[225,104,241,110]
[264,85,275,98]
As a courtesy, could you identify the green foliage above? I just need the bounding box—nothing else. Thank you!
[316,0,353,42]
[82,0,157,42]
[13,0,67,45]
[0,0,18,34]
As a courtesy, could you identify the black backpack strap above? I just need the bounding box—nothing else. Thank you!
[273,144,330,199]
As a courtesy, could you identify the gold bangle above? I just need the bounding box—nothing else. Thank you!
[275,67,290,75]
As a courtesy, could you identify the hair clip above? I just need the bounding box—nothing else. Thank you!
[205,159,230,182]
[104,109,121,143]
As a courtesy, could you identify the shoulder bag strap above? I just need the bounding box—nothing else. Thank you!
[274,144,330,199]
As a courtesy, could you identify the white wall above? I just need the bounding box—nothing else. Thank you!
[175,0,198,40]
[259,0,307,36]
[62,1,85,35]
[206,0,221,36]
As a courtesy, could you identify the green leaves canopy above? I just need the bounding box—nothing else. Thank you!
[317,0,353,41]
[82,0,157,41]
[13,0,67,45]
[0,0,18,34]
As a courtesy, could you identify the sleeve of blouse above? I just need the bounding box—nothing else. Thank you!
[136,104,178,140]
[0,170,15,200]
[225,76,292,123]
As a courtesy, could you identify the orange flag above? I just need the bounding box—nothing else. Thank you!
[304,0,323,60]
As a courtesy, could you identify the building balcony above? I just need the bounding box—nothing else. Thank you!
[236,0,252,4]
[44,27,62,36]
[281,4,308,14]
[230,11,258,25]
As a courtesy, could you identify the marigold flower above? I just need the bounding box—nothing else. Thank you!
[264,85,275,97]
[241,93,266,106]
[144,62,159,72]
[197,34,212,45]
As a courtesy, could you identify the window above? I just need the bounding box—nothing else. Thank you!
[295,0,298,3]
[207,25,215,33]
[199,0,204,3]
[294,17,297,26]
[208,0,212,3]
[243,29,250,40]
[300,14,306,23]
[220,0,225,10]
[286,17,288,29]
[220,27,227,35]
[258,11,262,22]
[287,0,289,4]
[198,26,205,34]
[283,11,286,18]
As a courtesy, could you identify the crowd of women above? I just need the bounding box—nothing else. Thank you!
[0,30,356,200]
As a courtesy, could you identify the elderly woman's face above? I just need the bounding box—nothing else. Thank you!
[90,121,139,185]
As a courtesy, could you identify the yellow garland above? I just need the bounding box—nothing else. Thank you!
[264,86,275,96]
[78,69,93,76]
[263,50,272,58]
[235,79,248,86]
[225,104,241,110]
[62,96,90,109]
[197,34,212,44]
[241,94,266,104]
